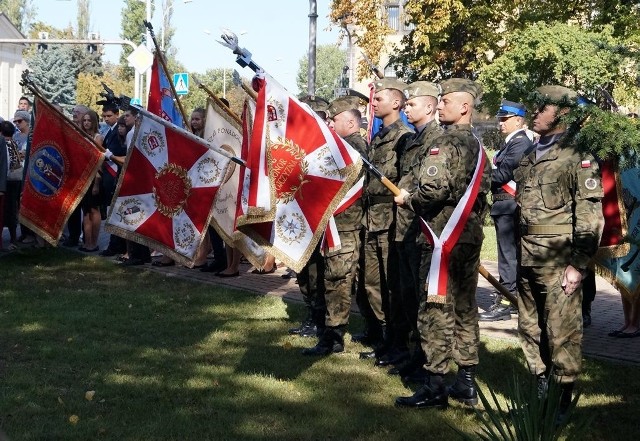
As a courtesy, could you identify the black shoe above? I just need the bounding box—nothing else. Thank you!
[375,349,410,367]
[359,350,377,360]
[201,260,227,273]
[301,328,344,356]
[395,375,448,409]
[448,365,478,406]
[121,258,149,266]
[99,248,119,257]
[479,304,512,322]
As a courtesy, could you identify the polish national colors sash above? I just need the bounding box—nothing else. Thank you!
[19,96,104,246]
[321,176,364,253]
[104,115,231,266]
[419,144,486,303]
[238,74,363,272]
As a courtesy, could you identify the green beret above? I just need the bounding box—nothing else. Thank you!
[299,95,329,113]
[373,78,406,93]
[405,81,440,99]
[535,85,578,106]
[439,78,481,99]
[327,96,362,119]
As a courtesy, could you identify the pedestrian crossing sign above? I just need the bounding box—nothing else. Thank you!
[173,73,189,95]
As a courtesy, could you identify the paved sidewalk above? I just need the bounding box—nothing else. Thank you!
[3,225,639,365]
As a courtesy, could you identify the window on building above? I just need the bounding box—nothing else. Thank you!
[386,5,400,30]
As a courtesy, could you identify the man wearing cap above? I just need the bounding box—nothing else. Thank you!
[360,78,413,361]
[289,95,330,339]
[480,100,534,322]
[303,95,368,355]
[514,85,603,421]
[380,81,443,374]
[394,78,490,409]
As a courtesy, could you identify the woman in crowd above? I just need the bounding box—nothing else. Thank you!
[78,110,104,252]
[1,121,24,249]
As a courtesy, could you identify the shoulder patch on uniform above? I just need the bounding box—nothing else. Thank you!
[426,165,439,177]
[430,147,440,155]
[585,177,598,190]
[581,160,591,168]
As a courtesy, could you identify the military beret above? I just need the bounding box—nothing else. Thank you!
[327,96,362,119]
[439,78,481,99]
[299,95,330,113]
[496,99,526,117]
[373,78,406,93]
[405,81,440,99]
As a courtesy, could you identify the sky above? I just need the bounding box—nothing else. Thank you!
[33,0,342,94]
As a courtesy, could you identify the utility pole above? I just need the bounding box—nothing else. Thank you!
[308,0,317,97]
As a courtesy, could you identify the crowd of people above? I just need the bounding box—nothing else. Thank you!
[0,78,636,421]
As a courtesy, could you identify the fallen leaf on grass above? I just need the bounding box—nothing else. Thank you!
[57,397,64,405]
[85,390,95,401]
[69,415,79,425]
[283,341,293,350]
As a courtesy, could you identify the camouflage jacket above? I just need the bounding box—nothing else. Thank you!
[335,132,368,232]
[395,120,443,242]
[407,124,491,244]
[514,138,604,269]
[363,119,413,233]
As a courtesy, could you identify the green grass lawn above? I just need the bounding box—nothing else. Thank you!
[1,248,637,440]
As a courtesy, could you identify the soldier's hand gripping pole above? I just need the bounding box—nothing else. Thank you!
[362,154,518,307]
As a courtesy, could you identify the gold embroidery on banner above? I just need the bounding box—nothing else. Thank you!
[269,135,310,204]
[174,222,197,250]
[196,157,222,185]
[317,145,348,179]
[116,197,145,226]
[153,163,192,217]
[275,212,307,244]
[141,129,165,158]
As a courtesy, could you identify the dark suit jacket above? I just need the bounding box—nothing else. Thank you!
[491,129,533,216]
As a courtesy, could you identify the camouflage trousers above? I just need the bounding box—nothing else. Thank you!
[324,231,361,327]
[418,242,481,374]
[363,230,398,327]
[296,244,326,322]
[395,239,423,338]
[518,265,583,383]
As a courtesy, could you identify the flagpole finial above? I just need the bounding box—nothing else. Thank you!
[218,28,260,73]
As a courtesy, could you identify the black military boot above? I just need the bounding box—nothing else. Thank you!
[448,365,478,406]
[556,382,575,426]
[479,295,512,321]
[288,308,317,337]
[301,327,345,356]
[395,374,448,409]
[582,303,592,328]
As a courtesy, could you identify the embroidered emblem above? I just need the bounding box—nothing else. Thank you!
[153,163,192,217]
[585,177,598,190]
[116,197,145,226]
[197,156,222,185]
[214,191,234,215]
[269,134,310,204]
[317,145,347,179]
[29,145,65,197]
[174,222,197,250]
[266,98,285,128]
[275,212,307,244]
[426,165,439,177]
[141,129,165,158]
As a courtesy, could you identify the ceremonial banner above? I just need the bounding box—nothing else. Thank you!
[238,74,363,272]
[148,54,185,127]
[104,115,231,266]
[19,96,104,246]
[321,176,364,253]
[204,97,266,268]
[593,166,639,302]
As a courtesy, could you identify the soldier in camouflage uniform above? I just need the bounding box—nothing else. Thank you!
[514,85,603,419]
[360,78,413,361]
[380,81,444,373]
[394,79,491,409]
[289,96,330,338]
[303,96,368,355]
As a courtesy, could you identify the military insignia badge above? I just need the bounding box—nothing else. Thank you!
[29,146,65,197]
[585,177,598,190]
[581,160,592,168]
[430,147,440,155]
[426,165,439,177]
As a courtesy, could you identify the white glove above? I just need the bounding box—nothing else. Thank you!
[104,149,113,160]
